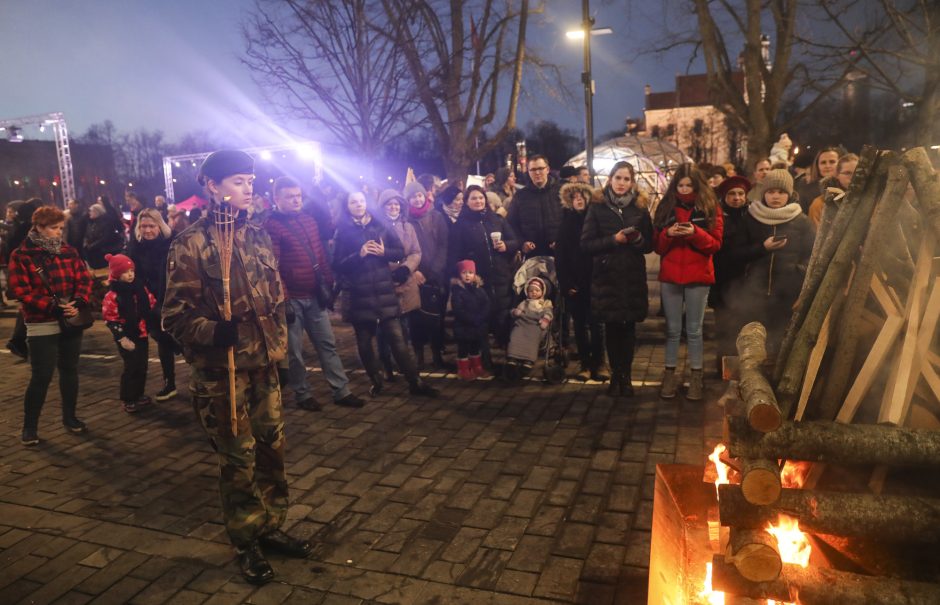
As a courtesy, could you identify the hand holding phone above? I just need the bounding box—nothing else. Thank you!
[772,234,788,242]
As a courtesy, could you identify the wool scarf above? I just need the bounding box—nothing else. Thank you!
[605,188,636,209]
[28,229,63,255]
[408,201,431,219]
[442,203,462,223]
[747,199,803,225]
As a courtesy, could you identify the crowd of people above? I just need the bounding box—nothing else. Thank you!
[0,144,856,583]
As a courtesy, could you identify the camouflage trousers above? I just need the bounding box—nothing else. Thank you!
[191,364,288,548]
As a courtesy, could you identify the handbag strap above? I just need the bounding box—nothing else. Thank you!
[29,255,64,305]
[294,219,328,282]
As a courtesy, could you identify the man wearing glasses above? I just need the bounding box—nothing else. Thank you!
[506,154,562,258]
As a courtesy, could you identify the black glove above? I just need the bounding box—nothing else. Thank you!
[285,305,296,325]
[277,367,290,387]
[73,299,88,310]
[51,304,65,318]
[391,265,411,285]
[212,319,240,348]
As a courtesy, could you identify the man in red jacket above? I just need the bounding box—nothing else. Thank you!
[265,177,364,410]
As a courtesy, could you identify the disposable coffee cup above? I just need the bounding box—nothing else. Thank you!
[490,231,502,244]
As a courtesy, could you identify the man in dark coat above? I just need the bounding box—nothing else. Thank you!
[506,154,562,258]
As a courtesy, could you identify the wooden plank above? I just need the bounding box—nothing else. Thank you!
[880,239,933,425]
[835,314,904,423]
[870,274,899,316]
[795,309,831,421]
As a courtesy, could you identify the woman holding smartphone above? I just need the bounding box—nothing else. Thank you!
[652,164,723,401]
[333,191,438,398]
[580,161,654,398]
[743,169,814,354]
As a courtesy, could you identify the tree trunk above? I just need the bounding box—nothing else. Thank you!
[712,555,940,604]
[816,163,911,419]
[728,419,940,467]
[718,484,940,543]
[774,145,880,382]
[728,527,782,582]
[736,322,782,432]
[900,147,940,241]
[776,153,893,415]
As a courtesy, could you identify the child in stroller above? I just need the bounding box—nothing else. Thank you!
[505,275,554,379]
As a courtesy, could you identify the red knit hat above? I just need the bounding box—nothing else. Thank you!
[105,253,135,281]
[456,259,476,274]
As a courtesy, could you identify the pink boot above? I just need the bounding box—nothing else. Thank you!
[457,358,475,381]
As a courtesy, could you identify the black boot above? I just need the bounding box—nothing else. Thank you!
[619,372,635,397]
[414,345,426,371]
[432,350,455,372]
[409,379,439,397]
[369,374,384,397]
[259,529,313,558]
[236,542,275,585]
[606,370,621,396]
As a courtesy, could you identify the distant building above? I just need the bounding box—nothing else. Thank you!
[0,140,116,206]
[643,73,745,166]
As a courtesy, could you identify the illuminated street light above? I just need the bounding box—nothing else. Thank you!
[565,2,612,186]
[260,150,273,160]
[99,179,106,185]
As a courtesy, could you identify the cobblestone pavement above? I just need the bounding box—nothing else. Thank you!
[0,266,725,605]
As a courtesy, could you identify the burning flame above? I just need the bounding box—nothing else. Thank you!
[708,444,731,497]
[780,460,812,489]
[764,514,811,605]
[699,562,725,605]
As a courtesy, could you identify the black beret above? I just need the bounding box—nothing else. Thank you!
[197,150,254,185]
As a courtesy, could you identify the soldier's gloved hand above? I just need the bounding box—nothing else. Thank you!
[277,366,290,387]
[213,319,240,348]
[285,305,296,324]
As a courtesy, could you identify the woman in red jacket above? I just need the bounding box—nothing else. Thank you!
[9,206,93,445]
[653,164,723,401]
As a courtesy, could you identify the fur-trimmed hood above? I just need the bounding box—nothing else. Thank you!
[451,275,484,288]
[559,182,594,210]
[590,186,649,210]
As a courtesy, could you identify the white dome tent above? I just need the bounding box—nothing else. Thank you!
[565,135,693,204]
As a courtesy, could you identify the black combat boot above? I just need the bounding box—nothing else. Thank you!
[236,542,275,585]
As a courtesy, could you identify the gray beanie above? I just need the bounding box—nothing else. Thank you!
[759,169,794,198]
[402,181,427,202]
[378,188,405,207]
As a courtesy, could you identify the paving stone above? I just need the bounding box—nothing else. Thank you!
[439,527,487,564]
[525,506,565,537]
[506,535,553,573]
[486,475,520,501]
[582,543,627,584]
[553,522,595,558]
[456,547,513,590]
[495,568,539,597]
[532,556,583,601]
[482,517,528,551]
[505,489,543,518]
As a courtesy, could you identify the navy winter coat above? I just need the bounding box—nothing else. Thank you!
[333,215,405,323]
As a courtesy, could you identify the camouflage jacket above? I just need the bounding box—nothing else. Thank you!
[162,214,287,370]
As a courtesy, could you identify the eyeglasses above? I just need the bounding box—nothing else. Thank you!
[528,166,548,172]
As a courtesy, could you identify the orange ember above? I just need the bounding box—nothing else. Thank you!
[780,460,812,489]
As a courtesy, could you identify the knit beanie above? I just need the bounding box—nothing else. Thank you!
[197,150,254,186]
[105,253,135,281]
[456,259,476,274]
[759,169,794,199]
[402,181,427,202]
[437,185,461,207]
[526,277,546,296]
[378,189,404,207]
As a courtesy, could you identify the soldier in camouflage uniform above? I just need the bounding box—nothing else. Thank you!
[162,150,312,585]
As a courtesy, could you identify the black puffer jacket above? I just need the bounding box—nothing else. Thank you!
[711,204,763,309]
[556,182,595,296]
[84,215,125,269]
[506,176,562,257]
[580,187,654,323]
[448,206,520,317]
[333,214,405,323]
[742,211,814,303]
[450,276,491,342]
[129,235,172,334]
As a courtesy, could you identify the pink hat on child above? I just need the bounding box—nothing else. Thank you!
[105,254,135,281]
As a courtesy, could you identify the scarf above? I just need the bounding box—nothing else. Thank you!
[677,192,697,204]
[351,212,372,227]
[28,229,63,255]
[111,278,151,340]
[442,203,462,223]
[747,199,803,225]
[605,187,636,209]
[409,201,431,219]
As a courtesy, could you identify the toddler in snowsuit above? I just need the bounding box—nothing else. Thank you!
[101,253,157,413]
[506,276,553,379]
[451,259,491,381]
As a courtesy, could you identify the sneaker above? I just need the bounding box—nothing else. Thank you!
[335,393,365,408]
[21,429,39,446]
[296,397,322,411]
[63,418,87,433]
[123,401,138,414]
[576,364,592,382]
[155,383,178,401]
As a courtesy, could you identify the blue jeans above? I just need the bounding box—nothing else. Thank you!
[661,282,710,370]
[287,298,351,402]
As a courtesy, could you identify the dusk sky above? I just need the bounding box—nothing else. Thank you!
[1,1,695,147]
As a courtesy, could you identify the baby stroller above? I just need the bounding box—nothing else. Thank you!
[507,256,568,383]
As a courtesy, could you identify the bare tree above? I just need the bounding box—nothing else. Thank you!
[242,0,422,173]
[800,0,939,147]
[379,0,530,181]
[645,1,860,170]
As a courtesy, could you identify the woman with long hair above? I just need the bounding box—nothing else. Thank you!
[652,164,723,401]
[795,146,841,213]
[9,206,93,445]
[580,161,654,397]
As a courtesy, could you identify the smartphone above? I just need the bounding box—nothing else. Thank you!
[678,222,693,229]
[772,234,788,242]
[621,226,637,235]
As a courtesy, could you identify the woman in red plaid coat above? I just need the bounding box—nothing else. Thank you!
[8,206,93,446]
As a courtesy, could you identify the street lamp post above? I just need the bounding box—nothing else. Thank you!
[567,2,611,187]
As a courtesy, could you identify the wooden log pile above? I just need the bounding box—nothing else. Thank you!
[711,150,940,605]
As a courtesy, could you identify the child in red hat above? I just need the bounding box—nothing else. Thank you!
[450,260,491,380]
[101,253,157,413]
